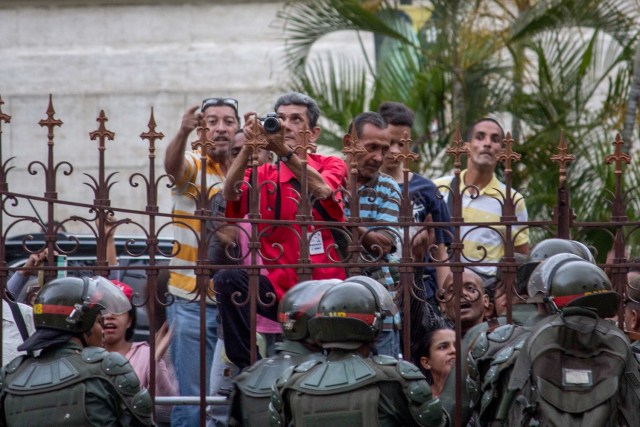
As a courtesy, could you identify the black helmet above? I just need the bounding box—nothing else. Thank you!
[307,281,383,349]
[517,239,596,294]
[277,279,342,342]
[343,276,398,319]
[483,253,528,299]
[33,276,132,334]
[527,253,620,317]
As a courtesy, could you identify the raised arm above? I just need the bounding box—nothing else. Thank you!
[164,104,201,183]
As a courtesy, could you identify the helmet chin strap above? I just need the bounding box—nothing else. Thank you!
[79,333,89,347]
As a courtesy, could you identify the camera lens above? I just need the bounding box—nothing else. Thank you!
[262,114,281,134]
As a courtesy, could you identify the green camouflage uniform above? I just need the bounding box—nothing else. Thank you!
[0,340,153,426]
[229,340,323,427]
[269,349,448,427]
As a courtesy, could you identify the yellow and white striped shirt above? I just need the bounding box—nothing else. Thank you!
[434,169,528,276]
[168,149,224,301]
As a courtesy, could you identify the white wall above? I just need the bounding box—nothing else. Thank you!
[0,1,373,237]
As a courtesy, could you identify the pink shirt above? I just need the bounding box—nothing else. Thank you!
[239,218,283,335]
[126,341,178,397]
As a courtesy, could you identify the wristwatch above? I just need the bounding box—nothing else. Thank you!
[279,150,294,163]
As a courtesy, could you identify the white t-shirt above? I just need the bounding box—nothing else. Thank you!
[2,299,35,364]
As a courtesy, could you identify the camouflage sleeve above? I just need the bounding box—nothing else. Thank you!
[395,360,449,427]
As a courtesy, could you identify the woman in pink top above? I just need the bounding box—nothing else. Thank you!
[104,281,177,422]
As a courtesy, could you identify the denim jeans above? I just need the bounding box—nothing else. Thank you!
[206,337,237,427]
[166,298,218,427]
[374,329,400,358]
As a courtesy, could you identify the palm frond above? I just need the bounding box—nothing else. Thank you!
[277,0,417,72]
[288,54,369,149]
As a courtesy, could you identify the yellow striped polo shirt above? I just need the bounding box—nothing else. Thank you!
[168,149,224,301]
[434,170,528,276]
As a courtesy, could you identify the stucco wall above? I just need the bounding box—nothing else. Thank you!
[0,1,371,237]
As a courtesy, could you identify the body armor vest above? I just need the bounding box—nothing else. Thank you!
[232,341,323,427]
[1,344,152,426]
[271,352,446,427]
[466,322,531,424]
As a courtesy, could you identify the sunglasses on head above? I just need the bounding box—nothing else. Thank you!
[201,97,239,113]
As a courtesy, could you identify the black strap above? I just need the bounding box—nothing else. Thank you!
[289,178,334,221]
[5,293,30,343]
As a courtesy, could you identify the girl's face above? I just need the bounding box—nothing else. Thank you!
[102,311,132,346]
[421,329,456,379]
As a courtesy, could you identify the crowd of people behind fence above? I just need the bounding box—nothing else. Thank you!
[1,92,640,426]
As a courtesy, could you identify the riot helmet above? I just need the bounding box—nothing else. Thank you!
[33,276,132,334]
[307,281,383,350]
[344,275,398,319]
[277,279,342,342]
[527,253,620,317]
[517,238,596,295]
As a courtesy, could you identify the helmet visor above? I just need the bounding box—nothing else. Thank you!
[90,276,132,315]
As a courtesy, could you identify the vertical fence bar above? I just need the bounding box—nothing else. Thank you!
[605,134,631,329]
[88,110,116,280]
[394,131,418,360]
[39,95,64,283]
[139,108,165,413]
[444,128,467,427]
[550,132,575,240]
[192,119,217,427]
[294,125,313,282]
[497,131,521,325]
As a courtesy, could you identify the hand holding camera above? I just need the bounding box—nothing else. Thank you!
[260,112,281,134]
[243,112,285,154]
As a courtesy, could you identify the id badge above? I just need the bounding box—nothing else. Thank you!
[309,231,324,255]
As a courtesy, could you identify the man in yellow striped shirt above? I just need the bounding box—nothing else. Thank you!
[163,97,240,426]
[434,118,529,279]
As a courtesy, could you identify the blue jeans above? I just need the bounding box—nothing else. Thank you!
[167,298,218,427]
[206,337,237,427]
[375,329,400,358]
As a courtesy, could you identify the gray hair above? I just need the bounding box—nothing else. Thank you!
[347,112,388,139]
[274,92,321,128]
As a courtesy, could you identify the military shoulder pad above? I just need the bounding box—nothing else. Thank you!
[372,355,397,366]
[130,388,154,426]
[397,360,426,381]
[96,351,141,396]
[297,356,377,393]
[470,331,489,359]
[100,351,134,376]
[487,324,515,343]
[276,365,295,389]
[492,344,515,365]
[294,359,322,373]
[82,346,108,363]
[4,355,26,374]
[406,377,433,404]
[416,395,447,427]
